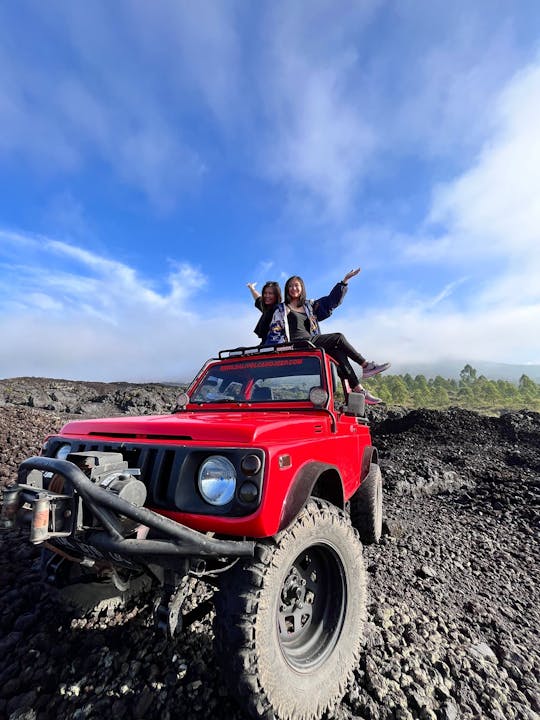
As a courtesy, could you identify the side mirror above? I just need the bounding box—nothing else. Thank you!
[343,392,365,417]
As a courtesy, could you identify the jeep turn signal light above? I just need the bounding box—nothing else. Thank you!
[240,454,261,476]
[238,481,258,503]
[278,454,292,469]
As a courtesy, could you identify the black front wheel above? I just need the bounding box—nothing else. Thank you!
[214,499,367,720]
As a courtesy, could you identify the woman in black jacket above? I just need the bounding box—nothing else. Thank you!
[246,280,282,343]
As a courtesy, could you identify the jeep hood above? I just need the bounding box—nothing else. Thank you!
[59,410,330,444]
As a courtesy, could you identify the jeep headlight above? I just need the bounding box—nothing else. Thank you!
[198,456,236,506]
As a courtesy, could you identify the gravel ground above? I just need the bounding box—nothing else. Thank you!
[0,403,538,720]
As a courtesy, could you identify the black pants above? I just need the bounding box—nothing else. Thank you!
[312,333,365,388]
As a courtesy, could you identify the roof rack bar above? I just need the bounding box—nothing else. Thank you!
[218,341,316,359]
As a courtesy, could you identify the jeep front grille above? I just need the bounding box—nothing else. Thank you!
[44,438,264,516]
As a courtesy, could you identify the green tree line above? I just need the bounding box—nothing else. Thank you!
[365,364,540,412]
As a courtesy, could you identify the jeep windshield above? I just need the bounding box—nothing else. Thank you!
[190,355,322,404]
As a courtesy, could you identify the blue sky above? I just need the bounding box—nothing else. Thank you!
[1,1,540,381]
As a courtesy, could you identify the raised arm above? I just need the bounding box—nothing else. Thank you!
[247,282,261,300]
[312,268,361,321]
[342,267,361,284]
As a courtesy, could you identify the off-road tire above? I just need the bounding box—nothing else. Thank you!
[213,498,367,720]
[350,462,383,544]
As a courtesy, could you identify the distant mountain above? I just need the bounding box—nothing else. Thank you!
[387,360,540,383]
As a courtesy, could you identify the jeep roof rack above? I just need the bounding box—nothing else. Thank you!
[218,341,317,359]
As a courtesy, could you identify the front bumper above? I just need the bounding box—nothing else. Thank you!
[1,457,255,567]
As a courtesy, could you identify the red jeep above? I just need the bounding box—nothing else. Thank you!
[1,343,383,720]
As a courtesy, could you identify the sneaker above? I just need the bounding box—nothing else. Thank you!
[351,385,382,405]
[362,361,391,379]
[363,389,382,405]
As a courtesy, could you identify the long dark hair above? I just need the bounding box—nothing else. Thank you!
[284,276,306,305]
[261,281,282,306]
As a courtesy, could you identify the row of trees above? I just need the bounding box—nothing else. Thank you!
[364,364,540,412]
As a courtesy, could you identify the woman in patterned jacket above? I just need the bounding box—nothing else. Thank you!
[265,268,390,404]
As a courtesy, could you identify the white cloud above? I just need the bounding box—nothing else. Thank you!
[424,279,470,309]
[0,231,207,316]
[266,67,376,216]
[0,2,533,220]
[325,295,540,368]
[0,230,256,380]
[0,3,242,209]
[0,310,255,382]
[430,65,540,256]
[326,58,540,365]
[249,2,528,220]
[392,13,520,158]
[423,60,540,318]
[123,0,243,125]
[258,4,380,217]
[25,293,64,312]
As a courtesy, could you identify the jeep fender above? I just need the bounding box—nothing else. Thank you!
[361,446,379,481]
[278,462,344,532]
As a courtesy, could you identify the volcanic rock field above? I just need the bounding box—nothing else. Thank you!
[0,379,538,720]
